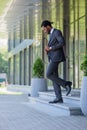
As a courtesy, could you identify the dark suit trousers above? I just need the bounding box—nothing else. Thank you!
[46,61,66,99]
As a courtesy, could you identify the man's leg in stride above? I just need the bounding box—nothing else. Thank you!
[53,81,62,99]
[46,61,66,88]
[52,70,62,99]
[46,61,63,103]
[46,61,72,98]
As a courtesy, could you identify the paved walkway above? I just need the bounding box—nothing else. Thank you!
[0,89,87,130]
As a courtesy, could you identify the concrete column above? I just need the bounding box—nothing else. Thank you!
[13,55,16,84]
[8,58,11,84]
[63,0,70,80]
[13,29,15,48]
[24,13,27,39]
[41,0,48,61]
[19,52,21,85]
[20,20,22,43]
[24,48,27,85]
[28,9,34,84]
[8,32,11,51]
[85,0,87,50]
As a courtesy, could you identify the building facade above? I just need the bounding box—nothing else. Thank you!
[7,0,87,88]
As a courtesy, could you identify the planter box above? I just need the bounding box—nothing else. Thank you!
[80,76,87,116]
[31,78,47,97]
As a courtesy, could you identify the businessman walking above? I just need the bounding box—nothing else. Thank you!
[41,20,72,103]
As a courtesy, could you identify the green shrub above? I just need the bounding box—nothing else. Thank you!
[80,53,87,76]
[33,58,44,78]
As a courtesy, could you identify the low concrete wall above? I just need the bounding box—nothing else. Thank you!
[7,84,31,94]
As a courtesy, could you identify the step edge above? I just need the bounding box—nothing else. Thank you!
[28,97,81,111]
[39,92,80,101]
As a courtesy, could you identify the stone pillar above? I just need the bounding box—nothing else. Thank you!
[63,0,70,80]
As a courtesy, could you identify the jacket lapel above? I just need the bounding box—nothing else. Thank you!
[48,29,55,45]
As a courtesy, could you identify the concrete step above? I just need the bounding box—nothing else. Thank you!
[42,88,81,97]
[38,91,80,106]
[28,96,83,116]
[70,89,80,97]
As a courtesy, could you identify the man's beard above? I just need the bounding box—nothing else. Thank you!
[48,30,50,34]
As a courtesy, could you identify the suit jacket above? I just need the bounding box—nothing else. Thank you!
[47,28,66,62]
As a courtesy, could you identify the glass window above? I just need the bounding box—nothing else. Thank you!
[21,19,24,41]
[26,15,29,39]
[70,0,74,23]
[59,2,63,30]
[15,25,20,47]
[50,1,56,26]
[20,51,24,85]
[16,23,20,45]
[9,58,13,84]
[79,0,85,17]
[69,23,74,85]
[75,0,79,20]
[79,17,86,86]
[10,30,14,50]
[75,21,79,88]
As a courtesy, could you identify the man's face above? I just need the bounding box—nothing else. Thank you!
[41,26,50,34]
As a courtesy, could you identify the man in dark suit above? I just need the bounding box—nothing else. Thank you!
[41,20,72,103]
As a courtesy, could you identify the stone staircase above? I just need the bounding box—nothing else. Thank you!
[28,89,83,116]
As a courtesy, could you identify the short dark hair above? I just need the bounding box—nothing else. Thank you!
[41,20,53,27]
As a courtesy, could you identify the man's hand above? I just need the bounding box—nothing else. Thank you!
[44,46,52,53]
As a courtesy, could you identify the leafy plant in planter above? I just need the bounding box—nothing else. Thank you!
[31,58,47,97]
[33,58,44,78]
[80,53,87,76]
[80,52,87,116]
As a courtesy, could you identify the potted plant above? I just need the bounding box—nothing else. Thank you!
[31,58,47,97]
[80,52,87,116]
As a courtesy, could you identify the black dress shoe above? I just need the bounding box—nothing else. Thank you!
[28,93,31,96]
[65,81,72,96]
[49,98,63,103]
